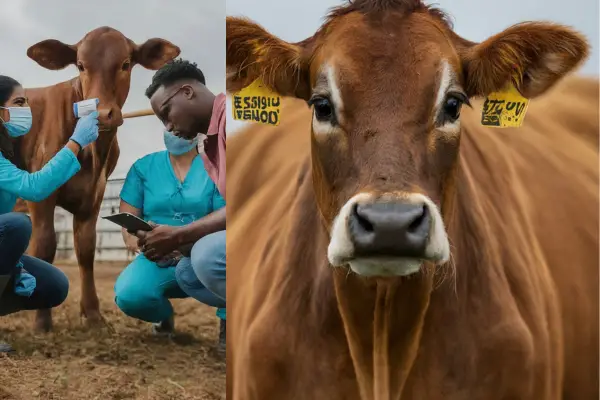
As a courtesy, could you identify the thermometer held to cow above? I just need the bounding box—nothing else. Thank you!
[73,98,99,118]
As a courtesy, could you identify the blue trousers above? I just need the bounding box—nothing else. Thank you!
[176,230,226,320]
[0,213,69,316]
[114,230,226,322]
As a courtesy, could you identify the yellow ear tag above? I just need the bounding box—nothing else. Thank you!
[232,79,281,126]
[481,82,530,128]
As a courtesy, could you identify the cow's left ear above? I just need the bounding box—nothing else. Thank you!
[134,38,181,70]
[27,40,77,70]
[458,22,589,98]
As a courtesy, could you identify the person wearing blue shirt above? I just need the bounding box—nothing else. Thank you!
[114,130,225,335]
[0,75,100,353]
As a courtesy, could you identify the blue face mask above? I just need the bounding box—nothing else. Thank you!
[0,107,33,137]
[163,131,198,155]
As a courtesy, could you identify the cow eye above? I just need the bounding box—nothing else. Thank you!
[122,61,131,71]
[77,62,85,72]
[309,97,334,123]
[442,94,465,122]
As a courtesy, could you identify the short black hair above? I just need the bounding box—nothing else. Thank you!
[145,58,206,98]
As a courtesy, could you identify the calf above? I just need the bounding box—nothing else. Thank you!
[15,26,180,330]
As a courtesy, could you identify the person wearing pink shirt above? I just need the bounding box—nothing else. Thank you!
[134,59,226,353]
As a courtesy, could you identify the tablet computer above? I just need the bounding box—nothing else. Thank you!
[102,212,153,232]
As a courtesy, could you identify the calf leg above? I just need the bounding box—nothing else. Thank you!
[24,199,58,332]
[73,208,102,325]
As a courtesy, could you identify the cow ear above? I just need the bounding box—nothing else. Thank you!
[460,22,589,98]
[134,38,181,70]
[227,17,312,100]
[27,40,77,70]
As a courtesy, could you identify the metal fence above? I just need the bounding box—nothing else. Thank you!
[54,178,136,262]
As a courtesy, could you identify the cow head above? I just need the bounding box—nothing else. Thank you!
[226,0,588,278]
[27,26,180,130]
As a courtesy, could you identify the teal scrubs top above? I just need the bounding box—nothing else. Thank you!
[0,148,81,214]
[120,151,225,227]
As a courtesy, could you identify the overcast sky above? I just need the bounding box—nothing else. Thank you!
[226,0,599,133]
[0,0,225,178]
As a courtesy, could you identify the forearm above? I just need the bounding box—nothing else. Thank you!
[175,207,226,246]
[13,147,81,202]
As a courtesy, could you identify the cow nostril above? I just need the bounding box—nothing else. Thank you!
[353,204,374,233]
[107,109,113,120]
[407,205,428,233]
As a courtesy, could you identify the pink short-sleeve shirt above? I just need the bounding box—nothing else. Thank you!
[199,93,226,200]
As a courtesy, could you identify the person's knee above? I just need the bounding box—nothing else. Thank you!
[175,260,199,293]
[191,232,225,295]
[26,262,70,309]
[2,213,32,246]
[114,285,168,323]
[46,269,69,308]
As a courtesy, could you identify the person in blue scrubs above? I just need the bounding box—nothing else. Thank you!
[0,75,100,353]
[114,130,225,335]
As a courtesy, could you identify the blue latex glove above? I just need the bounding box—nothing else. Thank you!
[70,111,99,148]
[14,261,36,297]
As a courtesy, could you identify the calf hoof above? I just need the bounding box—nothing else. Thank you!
[34,309,53,332]
[79,304,115,332]
[80,306,102,325]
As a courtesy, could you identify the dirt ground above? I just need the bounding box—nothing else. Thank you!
[0,262,225,400]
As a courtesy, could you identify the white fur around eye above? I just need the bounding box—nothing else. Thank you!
[312,112,338,136]
[311,64,344,137]
[435,60,462,136]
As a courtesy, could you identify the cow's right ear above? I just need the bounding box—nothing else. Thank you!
[457,22,589,99]
[226,17,312,100]
[134,38,181,70]
[27,40,77,70]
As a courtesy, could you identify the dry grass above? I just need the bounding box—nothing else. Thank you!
[0,262,225,400]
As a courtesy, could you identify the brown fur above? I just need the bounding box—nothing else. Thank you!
[13,27,179,330]
[226,2,598,399]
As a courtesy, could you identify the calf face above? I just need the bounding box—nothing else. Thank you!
[227,0,588,277]
[27,26,180,130]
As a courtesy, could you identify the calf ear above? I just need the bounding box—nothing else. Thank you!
[134,38,181,70]
[27,40,77,70]
[460,22,589,98]
[227,17,312,100]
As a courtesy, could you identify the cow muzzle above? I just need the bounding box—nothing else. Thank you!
[97,105,123,130]
[327,192,450,277]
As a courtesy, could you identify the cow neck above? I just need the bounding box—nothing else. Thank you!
[331,265,434,400]
[308,176,436,399]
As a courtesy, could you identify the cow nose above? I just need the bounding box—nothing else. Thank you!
[348,201,431,258]
[97,106,123,129]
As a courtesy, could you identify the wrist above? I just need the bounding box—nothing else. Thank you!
[69,138,83,149]
[174,226,187,246]
[66,139,82,154]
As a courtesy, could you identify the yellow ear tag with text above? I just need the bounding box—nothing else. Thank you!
[481,82,529,128]
[232,79,281,126]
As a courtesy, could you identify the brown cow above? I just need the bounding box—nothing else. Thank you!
[225,1,599,399]
[13,27,180,331]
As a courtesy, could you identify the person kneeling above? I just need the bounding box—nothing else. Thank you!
[114,130,225,336]
[0,75,99,352]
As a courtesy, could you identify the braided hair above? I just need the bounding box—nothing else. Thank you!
[0,75,22,163]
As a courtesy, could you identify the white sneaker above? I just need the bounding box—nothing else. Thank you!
[0,342,14,353]
[151,315,175,337]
